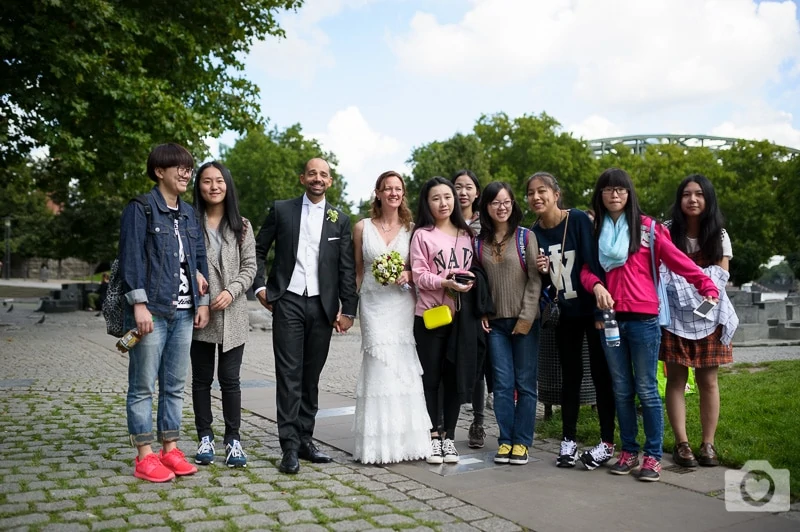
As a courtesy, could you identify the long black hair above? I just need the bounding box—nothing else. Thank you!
[193,161,244,243]
[669,174,724,265]
[478,181,522,243]
[590,168,644,254]
[451,169,481,214]
[412,177,474,238]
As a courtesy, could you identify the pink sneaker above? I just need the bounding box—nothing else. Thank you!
[134,453,175,483]
[160,447,198,476]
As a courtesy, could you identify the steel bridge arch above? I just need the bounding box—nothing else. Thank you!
[586,134,800,157]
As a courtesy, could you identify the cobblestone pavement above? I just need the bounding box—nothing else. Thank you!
[0,303,522,531]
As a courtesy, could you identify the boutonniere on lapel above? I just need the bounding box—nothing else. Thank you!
[326,209,339,223]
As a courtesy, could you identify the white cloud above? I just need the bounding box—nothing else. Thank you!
[246,0,378,83]
[311,106,408,202]
[711,103,800,149]
[389,0,800,108]
[567,114,623,140]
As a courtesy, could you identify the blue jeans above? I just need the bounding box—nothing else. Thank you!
[488,318,540,447]
[602,318,663,460]
[126,310,193,446]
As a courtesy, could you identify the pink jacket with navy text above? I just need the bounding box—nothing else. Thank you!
[580,216,719,315]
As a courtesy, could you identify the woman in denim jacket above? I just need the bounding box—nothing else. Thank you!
[119,143,210,483]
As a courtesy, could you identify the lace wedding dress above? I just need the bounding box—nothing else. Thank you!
[353,221,431,464]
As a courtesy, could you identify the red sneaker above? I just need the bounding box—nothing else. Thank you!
[160,447,198,476]
[134,453,175,483]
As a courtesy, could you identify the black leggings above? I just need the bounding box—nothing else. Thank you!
[190,340,245,445]
[414,317,461,439]
[555,314,616,443]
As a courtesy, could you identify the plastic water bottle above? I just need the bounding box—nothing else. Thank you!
[116,328,142,353]
[603,310,620,347]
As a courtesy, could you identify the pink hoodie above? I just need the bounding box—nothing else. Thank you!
[410,226,474,317]
[581,216,718,315]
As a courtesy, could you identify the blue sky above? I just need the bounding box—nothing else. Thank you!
[210,0,800,202]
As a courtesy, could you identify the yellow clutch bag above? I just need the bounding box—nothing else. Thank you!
[423,304,453,330]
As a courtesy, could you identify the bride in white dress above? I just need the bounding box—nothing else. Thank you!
[351,171,431,464]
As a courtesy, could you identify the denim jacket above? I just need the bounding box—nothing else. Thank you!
[119,186,210,317]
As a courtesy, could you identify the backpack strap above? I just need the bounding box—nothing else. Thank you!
[131,193,151,217]
[473,237,483,264]
[516,227,529,273]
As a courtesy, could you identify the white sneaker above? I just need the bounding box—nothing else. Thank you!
[556,438,578,468]
[442,438,459,464]
[426,438,443,464]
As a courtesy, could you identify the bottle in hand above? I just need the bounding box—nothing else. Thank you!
[116,329,142,353]
[603,310,620,347]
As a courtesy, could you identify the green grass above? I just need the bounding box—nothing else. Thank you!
[535,360,800,499]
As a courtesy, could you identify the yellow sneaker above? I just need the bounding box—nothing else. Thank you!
[510,444,528,465]
[494,443,512,464]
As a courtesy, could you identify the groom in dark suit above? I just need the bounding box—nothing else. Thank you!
[254,157,358,474]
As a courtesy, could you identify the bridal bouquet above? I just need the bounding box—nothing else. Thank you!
[372,251,405,286]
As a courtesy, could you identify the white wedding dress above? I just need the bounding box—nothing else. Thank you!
[353,221,431,464]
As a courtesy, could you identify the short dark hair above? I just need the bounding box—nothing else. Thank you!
[146,143,194,183]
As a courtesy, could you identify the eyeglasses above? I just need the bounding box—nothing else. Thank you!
[176,166,194,176]
[601,187,628,196]
[489,200,513,209]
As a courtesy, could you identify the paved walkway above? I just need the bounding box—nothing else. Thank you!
[0,300,797,531]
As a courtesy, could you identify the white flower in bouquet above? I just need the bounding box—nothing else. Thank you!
[372,251,405,286]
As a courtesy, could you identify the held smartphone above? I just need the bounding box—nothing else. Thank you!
[452,273,475,284]
[693,300,718,319]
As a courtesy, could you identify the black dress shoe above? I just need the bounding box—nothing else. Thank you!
[298,442,333,463]
[278,449,300,474]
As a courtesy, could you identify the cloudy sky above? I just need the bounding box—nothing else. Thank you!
[210,0,800,202]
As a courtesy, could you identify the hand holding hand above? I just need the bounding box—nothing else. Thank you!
[134,303,153,336]
[211,289,233,311]
[194,306,209,329]
[334,314,354,333]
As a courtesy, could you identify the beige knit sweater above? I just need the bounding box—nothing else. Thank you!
[481,230,542,333]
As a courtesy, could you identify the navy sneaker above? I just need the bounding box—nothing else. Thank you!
[225,440,247,468]
[195,436,215,465]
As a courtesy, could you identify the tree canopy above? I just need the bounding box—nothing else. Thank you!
[221,124,349,227]
[1,0,301,200]
[406,113,798,285]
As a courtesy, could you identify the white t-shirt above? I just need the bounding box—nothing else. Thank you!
[685,228,733,259]
[170,209,193,309]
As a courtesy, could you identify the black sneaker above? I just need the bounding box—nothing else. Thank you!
[494,443,512,464]
[442,438,459,464]
[468,422,485,449]
[509,444,528,465]
[580,441,615,470]
[426,438,443,465]
[556,439,578,468]
[609,451,640,475]
[638,456,661,482]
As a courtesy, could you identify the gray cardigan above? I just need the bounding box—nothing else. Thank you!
[192,216,257,352]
